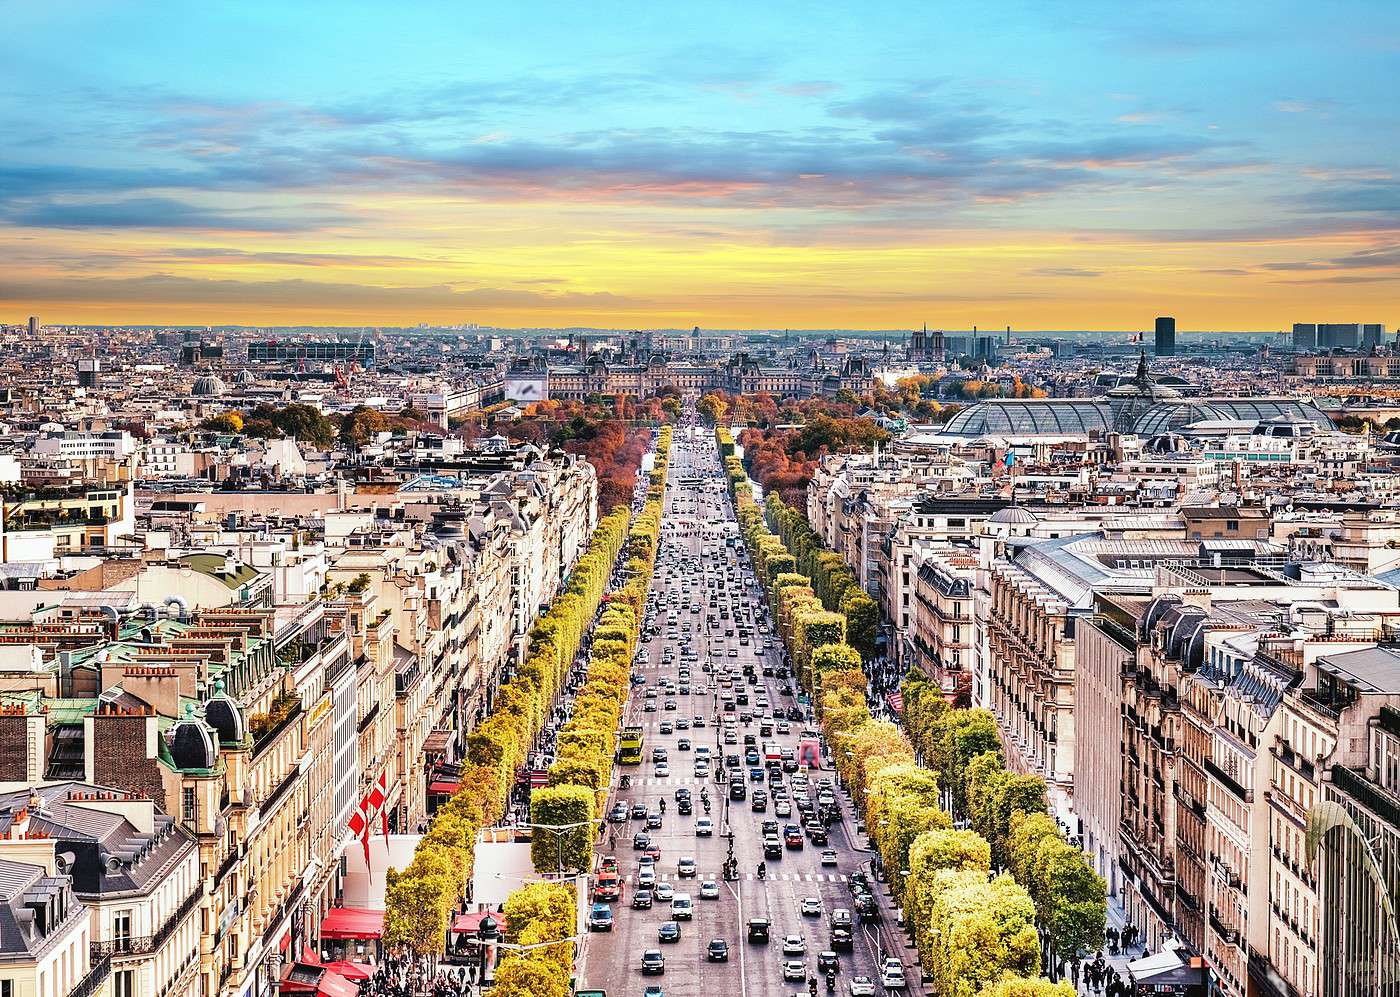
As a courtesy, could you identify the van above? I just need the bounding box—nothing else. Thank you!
[671,894,694,920]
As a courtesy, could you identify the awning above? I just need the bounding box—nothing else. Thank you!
[281,965,361,997]
[450,911,489,934]
[886,692,904,714]
[320,961,373,982]
[424,730,452,755]
[320,906,384,940]
[428,780,460,795]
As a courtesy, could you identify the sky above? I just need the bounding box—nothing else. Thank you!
[3,0,1400,330]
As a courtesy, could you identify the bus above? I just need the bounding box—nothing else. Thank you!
[619,725,644,765]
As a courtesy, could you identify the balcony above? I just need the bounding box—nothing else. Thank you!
[1204,757,1253,803]
[1209,904,1241,947]
[68,953,111,997]
[90,886,203,959]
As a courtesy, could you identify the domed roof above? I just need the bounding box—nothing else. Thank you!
[233,369,255,385]
[166,702,218,770]
[989,505,1039,525]
[1106,354,1182,433]
[193,374,227,396]
[1133,401,1230,437]
[202,679,245,745]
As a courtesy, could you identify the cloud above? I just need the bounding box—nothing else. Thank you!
[0,273,648,311]
[1,196,341,232]
[1026,266,1103,277]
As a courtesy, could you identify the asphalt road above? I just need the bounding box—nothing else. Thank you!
[577,424,909,997]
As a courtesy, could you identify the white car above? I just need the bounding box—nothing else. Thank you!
[654,762,670,777]
[700,880,720,899]
[775,800,793,817]
[800,897,822,916]
[695,818,714,836]
[782,961,807,982]
[782,934,806,955]
[654,882,675,900]
[849,978,877,997]
[881,960,906,989]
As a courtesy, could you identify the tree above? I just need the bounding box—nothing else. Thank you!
[906,828,991,956]
[977,977,1075,997]
[842,591,881,662]
[201,411,244,433]
[924,871,1040,997]
[382,851,455,954]
[529,774,596,874]
[341,404,389,446]
[697,392,729,424]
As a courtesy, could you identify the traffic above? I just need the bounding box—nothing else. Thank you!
[576,423,910,997]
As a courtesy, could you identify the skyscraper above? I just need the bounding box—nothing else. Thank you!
[27,316,38,336]
[1154,316,1176,356]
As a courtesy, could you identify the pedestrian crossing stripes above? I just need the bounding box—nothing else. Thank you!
[620,872,849,884]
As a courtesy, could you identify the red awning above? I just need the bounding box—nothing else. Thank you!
[320,907,384,940]
[886,692,904,714]
[428,780,460,795]
[450,911,490,934]
[320,961,373,982]
[281,965,361,997]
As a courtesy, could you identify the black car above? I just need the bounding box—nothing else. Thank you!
[641,950,665,975]
[747,918,770,943]
[831,926,853,952]
[818,951,840,973]
[633,832,651,849]
[764,838,783,859]
[631,803,649,819]
[677,799,693,815]
[707,938,730,962]
[633,890,653,910]
[674,787,692,801]
[729,780,747,801]
[658,921,681,943]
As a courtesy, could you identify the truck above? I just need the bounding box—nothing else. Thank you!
[620,725,645,765]
[762,742,782,768]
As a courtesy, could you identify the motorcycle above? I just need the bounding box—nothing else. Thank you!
[757,863,767,881]
[620,775,632,790]
[826,973,836,993]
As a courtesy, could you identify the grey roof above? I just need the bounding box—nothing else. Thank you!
[940,396,1335,438]
[1315,646,1400,694]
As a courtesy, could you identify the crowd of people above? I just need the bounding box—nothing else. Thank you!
[360,955,477,997]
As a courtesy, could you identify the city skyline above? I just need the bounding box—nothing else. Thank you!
[4,1,1400,327]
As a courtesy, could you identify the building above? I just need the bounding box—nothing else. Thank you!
[1156,317,1177,357]
[247,339,375,367]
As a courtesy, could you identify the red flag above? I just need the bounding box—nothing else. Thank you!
[348,809,366,838]
[367,772,386,811]
[361,821,371,881]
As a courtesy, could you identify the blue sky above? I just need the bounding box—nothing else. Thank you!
[3,0,1398,327]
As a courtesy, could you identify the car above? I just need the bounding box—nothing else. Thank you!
[727,648,738,657]
[821,849,839,866]
[707,938,729,962]
[818,951,840,974]
[631,802,648,819]
[588,903,613,931]
[775,800,793,817]
[801,897,822,916]
[764,837,783,859]
[632,889,654,909]
[641,950,665,975]
[637,867,656,887]
[646,811,663,829]
[782,934,806,955]
[831,925,853,951]
[664,700,678,711]
[677,798,692,815]
[695,818,714,836]
[881,961,906,989]
[671,894,694,920]
[654,882,674,901]
[593,876,620,901]
[658,721,673,735]
[693,716,706,727]
[747,917,771,943]
[849,977,876,996]
[632,832,650,850]
[700,880,720,899]
[608,804,628,822]
[644,987,665,997]
[654,762,670,777]
[782,960,807,982]
[658,921,681,943]
[677,737,691,749]
[677,857,697,878]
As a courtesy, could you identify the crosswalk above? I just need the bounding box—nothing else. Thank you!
[617,872,849,884]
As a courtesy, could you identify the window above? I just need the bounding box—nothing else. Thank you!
[182,787,197,822]
[114,910,133,953]
[115,971,135,997]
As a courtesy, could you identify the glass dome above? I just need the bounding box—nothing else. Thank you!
[941,400,1113,436]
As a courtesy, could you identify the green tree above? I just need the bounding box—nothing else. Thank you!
[529,784,596,874]
[925,871,1040,997]
[341,404,389,446]
[841,591,881,662]
[977,977,1075,997]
